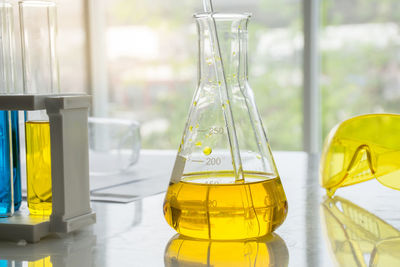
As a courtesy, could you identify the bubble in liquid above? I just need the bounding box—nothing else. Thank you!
[203,146,212,155]
[195,141,202,147]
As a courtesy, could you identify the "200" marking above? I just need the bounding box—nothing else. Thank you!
[206,157,221,166]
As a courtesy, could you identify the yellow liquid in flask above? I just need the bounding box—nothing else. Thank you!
[163,171,288,240]
[26,121,52,216]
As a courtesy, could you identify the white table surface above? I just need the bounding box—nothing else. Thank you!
[0,150,399,267]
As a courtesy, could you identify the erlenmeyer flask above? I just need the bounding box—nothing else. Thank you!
[163,13,288,240]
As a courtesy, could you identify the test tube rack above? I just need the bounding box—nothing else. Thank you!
[0,94,96,243]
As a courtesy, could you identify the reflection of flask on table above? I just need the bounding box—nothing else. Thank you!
[163,12,287,240]
[19,1,59,215]
[164,233,288,267]
[0,2,21,217]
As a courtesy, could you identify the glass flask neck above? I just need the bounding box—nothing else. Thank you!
[196,14,250,87]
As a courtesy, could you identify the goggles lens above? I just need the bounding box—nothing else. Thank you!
[320,114,400,196]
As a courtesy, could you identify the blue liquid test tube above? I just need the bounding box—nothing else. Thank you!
[0,111,21,216]
[0,111,13,216]
[11,111,21,211]
[0,2,22,216]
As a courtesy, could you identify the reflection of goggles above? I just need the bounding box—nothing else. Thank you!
[320,114,400,197]
[321,196,400,267]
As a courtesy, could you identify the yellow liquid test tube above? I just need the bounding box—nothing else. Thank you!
[19,1,59,216]
[25,121,52,215]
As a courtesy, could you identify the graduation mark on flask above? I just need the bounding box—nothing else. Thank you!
[196,127,224,135]
[206,157,221,166]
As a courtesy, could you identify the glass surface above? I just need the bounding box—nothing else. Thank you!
[163,14,287,240]
[0,2,21,217]
[19,1,60,216]
[19,0,59,94]
[6,1,86,95]
[0,2,15,95]
[104,0,302,150]
[88,117,141,176]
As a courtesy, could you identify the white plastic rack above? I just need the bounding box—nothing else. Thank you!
[0,94,96,242]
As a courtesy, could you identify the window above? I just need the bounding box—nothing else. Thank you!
[321,0,400,140]
[57,0,87,93]
[68,0,400,152]
[101,0,302,150]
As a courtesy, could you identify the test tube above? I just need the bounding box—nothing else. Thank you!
[0,1,21,217]
[19,1,59,216]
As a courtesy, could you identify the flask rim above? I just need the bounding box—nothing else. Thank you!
[193,12,252,20]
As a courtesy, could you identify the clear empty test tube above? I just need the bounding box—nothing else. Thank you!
[19,1,59,216]
[0,2,21,217]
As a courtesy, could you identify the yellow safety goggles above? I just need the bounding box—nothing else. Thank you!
[320,114,400,197]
